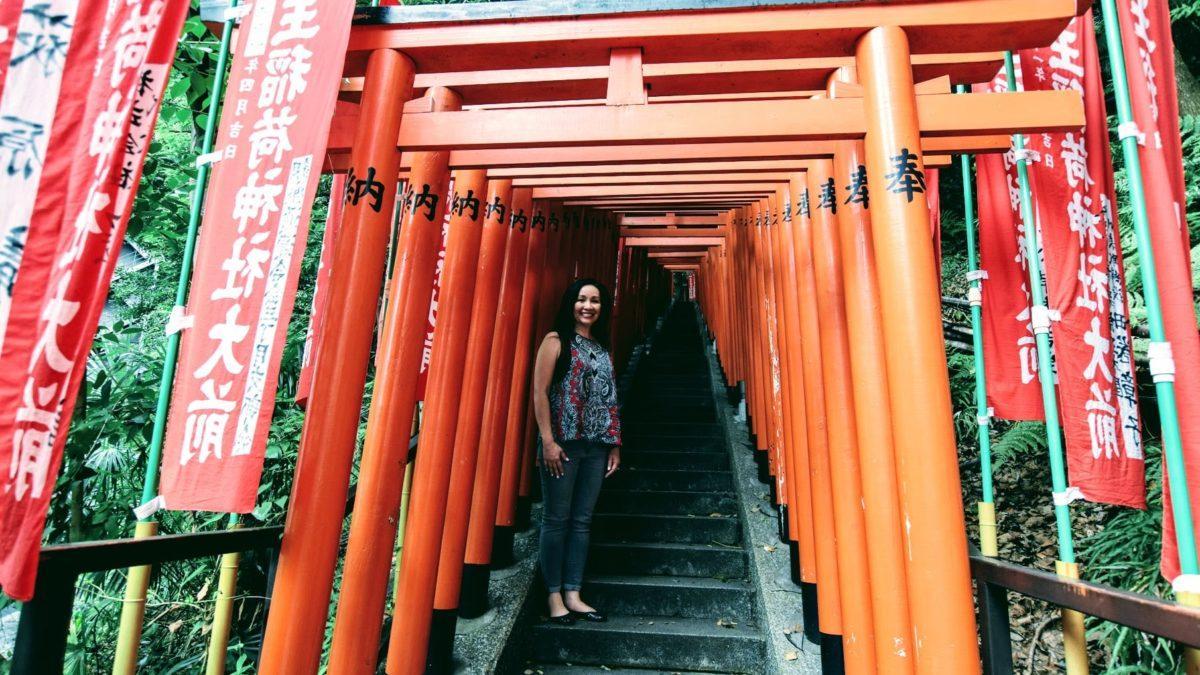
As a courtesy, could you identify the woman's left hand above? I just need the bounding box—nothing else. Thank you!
[605,447,621,478]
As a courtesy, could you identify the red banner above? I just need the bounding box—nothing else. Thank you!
[0,1,23,101]
[160,0,354,513]
[976,72,1045,421]
[0,0,188,601]
[1114,0,1200,577]
[1019,15,1144,508]
[296,174,346,407]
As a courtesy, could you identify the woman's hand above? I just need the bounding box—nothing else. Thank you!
[543,439,569,478]
[605,447,621,478]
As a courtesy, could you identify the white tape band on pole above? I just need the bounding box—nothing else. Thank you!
[164,305,195,336]
[1148,341,1176,383]
[1052,487,1084,507]
[133,495,167,520]
[1172,574,1200,595]
[1116,121,1146,146]
[1030,305,1053,335]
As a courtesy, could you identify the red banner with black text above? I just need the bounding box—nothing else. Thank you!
[1114,0,1200,579]
[1019,14,1144,508]
[0,0,188,601]
[159,0,354,513]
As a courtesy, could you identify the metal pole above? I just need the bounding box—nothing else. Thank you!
[112,7,238,673]
[956,84,999,557]
[1004,51,1088,675]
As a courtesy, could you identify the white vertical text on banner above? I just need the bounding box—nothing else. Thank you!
[1020,14,1145,508]
[159,0,355,513]
[0,0,189,601]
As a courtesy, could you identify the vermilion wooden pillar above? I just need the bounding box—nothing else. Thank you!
[493,202,551,563]
[790,172,845,649]
[768,188,799,546]
[430,179,514,621]
[459,187,534,617]
[259,49,414,675]
[326,86,460,675]
[807,160,878,674]
[781,174,819,588]
[833,139,915,675]
[382,168,490,675]
[856,25,980,673]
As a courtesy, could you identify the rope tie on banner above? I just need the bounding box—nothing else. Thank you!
[1116,121,1146,146]
[1147,341,1176,383]
[195,150,224,168]
[133,495,166,520]
[1052,487,1084,507]
[165,305,195,335]
[966,269,988,306]
[977,406,994,427]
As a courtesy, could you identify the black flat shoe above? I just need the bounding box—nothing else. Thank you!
[569,610,606,622]
[546,612,576,625]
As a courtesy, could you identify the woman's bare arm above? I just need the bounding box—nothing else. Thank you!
[532,333,567,476]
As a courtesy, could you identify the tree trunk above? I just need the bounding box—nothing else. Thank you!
[1175,46,1200,117]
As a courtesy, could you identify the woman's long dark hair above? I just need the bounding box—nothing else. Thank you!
[550,278,612,387]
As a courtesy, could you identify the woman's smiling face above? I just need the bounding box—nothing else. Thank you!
[574,284,602,327]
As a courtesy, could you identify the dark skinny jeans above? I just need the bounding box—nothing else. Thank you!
[539,439,609,593]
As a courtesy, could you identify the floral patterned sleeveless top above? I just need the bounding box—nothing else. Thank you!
[549,332,622,446]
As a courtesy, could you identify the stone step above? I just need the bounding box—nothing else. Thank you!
[592,512,741,546]
[621,436,725,453]
[526,665,712,675]
[620,449,729,471]
[531,615,765,674]
[596,489,736,516]
[584,574,755,622]
[605,468,733,493]
[589,542,748,578]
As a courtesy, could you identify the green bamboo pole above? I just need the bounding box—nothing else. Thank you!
[1094,9,1200,669]
[112,7,239,674]
[956,85,998,556]
[1004,52,1089,675]
[1095,0,1199,581]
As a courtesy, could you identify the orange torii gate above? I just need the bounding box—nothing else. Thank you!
[252,2,1088,674]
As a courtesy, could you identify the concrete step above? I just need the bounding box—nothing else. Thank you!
[621,436,725,453]
[592,512,741,546]
[624,422,722,438]
[589,542,748,578]
[531,615,765,673]
[584,574,755,622]
[596,489,736,516]
[620,449,729,471]
[606,468,733,493]
[526,665,712,675]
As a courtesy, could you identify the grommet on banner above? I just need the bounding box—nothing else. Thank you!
[1148,341,1176,382]
[1117,121,1146,146]
[965,269,989,282]
[1030,304,1053,334]
[165,305,195,335]
[133,495,167,520]
[967,286,983,307]
[196,150,223,168]
[1052,487,1084,507]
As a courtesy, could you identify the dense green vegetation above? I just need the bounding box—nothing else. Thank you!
[0,1,1199,673]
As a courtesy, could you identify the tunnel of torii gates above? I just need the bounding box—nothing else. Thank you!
[222,1,1102,674]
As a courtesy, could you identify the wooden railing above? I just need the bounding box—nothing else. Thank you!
[971,552,1200,674]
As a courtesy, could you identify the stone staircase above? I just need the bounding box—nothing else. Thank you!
[527,305,766,674]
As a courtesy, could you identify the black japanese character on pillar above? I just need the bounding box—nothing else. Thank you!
[408,183,440,221]
[783,199,793,222]
[532,210,546,231]
[548,212,560,231]
[511,208,528,232]
[844,164,869,208]
[796,190,811,219]
[817,177,837,214]
[484,195,507,223]
[345,166,385,213]
[885,148,926,202]
[452,188,481,220]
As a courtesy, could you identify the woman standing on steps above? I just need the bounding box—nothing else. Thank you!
[531,277,623,625]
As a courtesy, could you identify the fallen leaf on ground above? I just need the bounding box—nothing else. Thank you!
[784,651,799,661]
[763,544,777,553]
